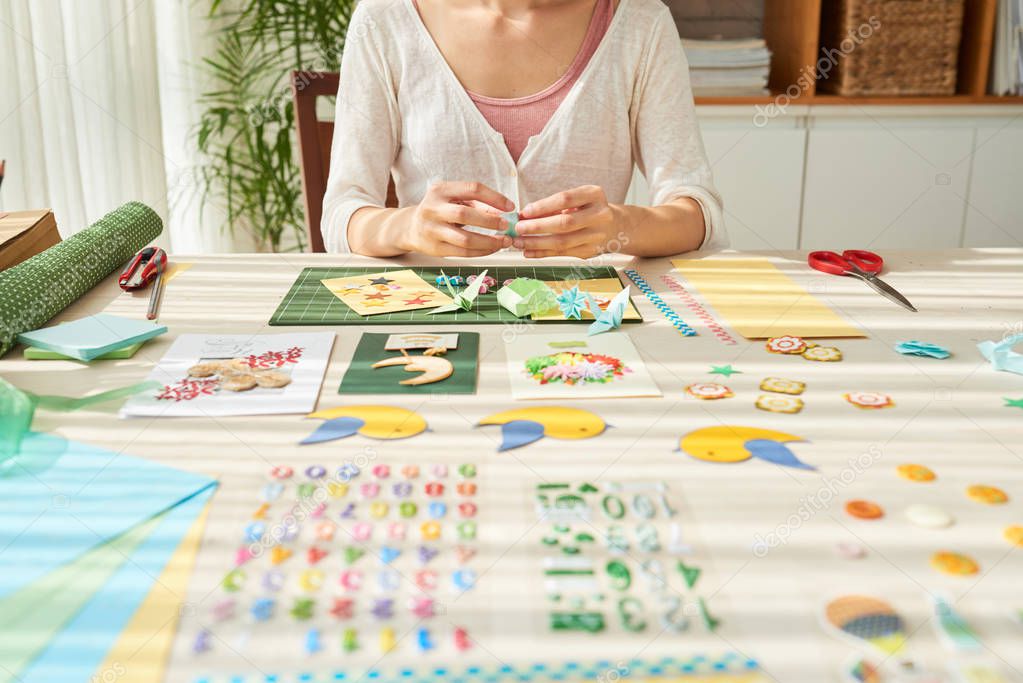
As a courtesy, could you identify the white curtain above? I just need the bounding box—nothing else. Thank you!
[0,0,239,252]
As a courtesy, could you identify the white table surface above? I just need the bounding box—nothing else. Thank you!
[4,249,1022,683]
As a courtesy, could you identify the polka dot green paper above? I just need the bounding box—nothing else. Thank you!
[0,202,163,357]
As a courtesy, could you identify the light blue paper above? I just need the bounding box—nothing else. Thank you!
[977,333,1023,376]
[895,340,951,359]
[15,487,215,682]
[16,313,167,361]
[588,286,631,336]
[0,432,216,598]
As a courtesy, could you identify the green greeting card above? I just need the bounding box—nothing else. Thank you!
[339,332,479,395]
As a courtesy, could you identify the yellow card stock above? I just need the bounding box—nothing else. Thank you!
[671,258,864,339]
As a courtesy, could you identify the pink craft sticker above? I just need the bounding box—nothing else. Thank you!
[360,483,381,498]
[372,465,391,479]
[352,522,373,542]
[415,569,438,591]
[388,522,407,540]
[269,465,293,480]
[339,570,363,592]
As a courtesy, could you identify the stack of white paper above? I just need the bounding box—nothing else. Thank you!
[683,38,772,96]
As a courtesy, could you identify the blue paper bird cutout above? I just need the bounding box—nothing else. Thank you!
[745,438,816,471]
[299,416,365,445]
[588,286,631,336]
[497,420,546,451]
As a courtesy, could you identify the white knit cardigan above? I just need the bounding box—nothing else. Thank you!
[321,0,728,253]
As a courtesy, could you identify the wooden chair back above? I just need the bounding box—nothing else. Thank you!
[291,70,396,253]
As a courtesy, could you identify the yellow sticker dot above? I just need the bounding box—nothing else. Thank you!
[369,501,389,519]
[420,521,441,541]
[930,551,979,576]
[1004,525,1023,547]
[896,464,936,482]
[327,482,349,498]
[966,485,1009,505]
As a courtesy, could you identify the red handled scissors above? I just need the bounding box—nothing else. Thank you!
[808,249,917,313]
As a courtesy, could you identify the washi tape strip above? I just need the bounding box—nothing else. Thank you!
[623,270,695,337]
[659,274,738,346]
[191,653,761,682]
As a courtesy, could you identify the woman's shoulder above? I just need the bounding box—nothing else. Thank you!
[350,0,415,32]
[617,0,675,27]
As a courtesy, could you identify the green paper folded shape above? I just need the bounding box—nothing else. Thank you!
[497,278,558,317]
[0,378,160,465]
[24,340,146,360]
[0,201,163,358]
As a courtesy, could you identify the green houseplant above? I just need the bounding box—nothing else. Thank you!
[198,0,358,252]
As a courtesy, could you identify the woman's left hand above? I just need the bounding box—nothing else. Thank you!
[512,185,619,258]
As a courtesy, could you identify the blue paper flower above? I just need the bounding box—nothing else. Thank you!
[556,286,594,320]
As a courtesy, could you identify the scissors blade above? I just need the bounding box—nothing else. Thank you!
[855,273,917,312]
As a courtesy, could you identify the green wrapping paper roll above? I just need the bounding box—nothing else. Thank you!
[0,202,163,357]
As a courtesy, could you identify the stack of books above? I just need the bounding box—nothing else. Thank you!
[682,38,773,97]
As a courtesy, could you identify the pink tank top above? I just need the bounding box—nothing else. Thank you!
[413,0,614,163]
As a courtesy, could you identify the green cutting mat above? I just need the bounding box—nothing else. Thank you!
[269,266,642,326]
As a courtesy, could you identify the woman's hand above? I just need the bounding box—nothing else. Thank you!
[512,185,618,259]
[402,181,515,257]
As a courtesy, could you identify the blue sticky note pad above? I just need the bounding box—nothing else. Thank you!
[0,433,216,598]
[16,314,167,361]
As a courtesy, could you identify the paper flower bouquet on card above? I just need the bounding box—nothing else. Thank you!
[524,351,632,386]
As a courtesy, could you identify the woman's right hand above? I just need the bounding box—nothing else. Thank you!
[402,181,515,257]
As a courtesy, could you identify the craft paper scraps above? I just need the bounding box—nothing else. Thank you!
[823,595,906,656]
[755,395,803,414]
[496,278,557,318]
[321,269,452,316]
[478,407,607,451]
[760,377,805,395]
[588,286,631,336]
[679,426,814,471]
[302,406,428,444]
[977,333,1023,375]
[0,432,216,599]
[896,340,951,359]
[502,210,520,237]
[685,383,733,400]
[505,332,661,400]
[428,269,489,315]
[845,392,894,409]
[672,258,865,339]
[931,551,980,576]
[120,333,334,417]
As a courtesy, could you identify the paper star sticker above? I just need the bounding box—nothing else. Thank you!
[709,365,741,378]
[363,300,387,308]
[365,292,390,300]
[369,276,394,285]
[1004,397,1023,409]
[404,296,431,306]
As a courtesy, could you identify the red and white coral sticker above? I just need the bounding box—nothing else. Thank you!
[765,336,808,355]
[844,392,894,409]
[685,383,734,400]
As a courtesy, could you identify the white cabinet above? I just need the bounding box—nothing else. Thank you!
[963,126,1023,247]
[702,127,806,250]
[801,124,975,250]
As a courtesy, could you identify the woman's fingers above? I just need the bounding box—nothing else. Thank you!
[514,204,610,236]
[515,228,602,254]
[520,185,604,219]
[434,202,510,232]
[433,224,508,254]
[523,246,599,259]
[435,181,515,212]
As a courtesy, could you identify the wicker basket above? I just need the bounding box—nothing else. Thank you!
[818,0,965,96]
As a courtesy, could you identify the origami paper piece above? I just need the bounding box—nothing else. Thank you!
[428,269,490,315]
[978,333,1023,375]
[679,426,814,471]
[588,286,631,336]
[496,278,558,318]
[478,407,607,451]
[895,340,951,359]
[502,211,520,238]
[556,286,599,321]
[301,406,429,444]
